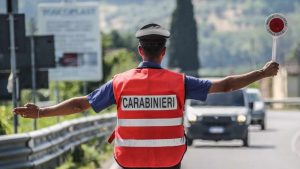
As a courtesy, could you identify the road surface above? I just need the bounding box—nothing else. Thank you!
[109,110,300,169]
[181,110,300,169]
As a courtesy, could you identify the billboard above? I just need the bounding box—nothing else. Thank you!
[37,2,102,81]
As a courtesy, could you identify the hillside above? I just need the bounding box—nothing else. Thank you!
[100,0,300,70]
[18,0,300,70]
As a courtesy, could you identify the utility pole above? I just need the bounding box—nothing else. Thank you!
[30,18,38,130]
[7,0,19,133]
[83,81,88,116]
[55,81,60,122]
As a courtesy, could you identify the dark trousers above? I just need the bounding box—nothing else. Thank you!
[118,163,181,169]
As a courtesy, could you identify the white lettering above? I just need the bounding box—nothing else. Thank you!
[121,95,177,111]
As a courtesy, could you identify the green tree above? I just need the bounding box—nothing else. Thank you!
[0,105,13,135]
[109,30,138,54]
[168,0,199,76]
[103,49,137,81]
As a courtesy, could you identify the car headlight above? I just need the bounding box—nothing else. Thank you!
[187,113,197,122]
[237,115,246,123]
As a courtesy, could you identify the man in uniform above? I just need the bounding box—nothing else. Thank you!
[14,23,279,169]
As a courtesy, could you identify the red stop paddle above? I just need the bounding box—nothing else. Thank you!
[265,13,288,61]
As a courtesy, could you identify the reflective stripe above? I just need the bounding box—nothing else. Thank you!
[115,137,186,147]
[117,117,183,127]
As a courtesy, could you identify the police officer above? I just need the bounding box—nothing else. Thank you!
[14,23,279,169]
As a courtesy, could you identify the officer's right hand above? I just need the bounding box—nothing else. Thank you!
[13,103,40,118]
[261,61,279,77]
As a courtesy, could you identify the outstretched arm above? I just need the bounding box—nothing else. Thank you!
[209,61,279,93]
[13,96,90,118]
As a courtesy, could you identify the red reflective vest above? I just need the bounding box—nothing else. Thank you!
[112,68,186,168]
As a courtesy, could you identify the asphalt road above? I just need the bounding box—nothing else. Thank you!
[181,110,300,169]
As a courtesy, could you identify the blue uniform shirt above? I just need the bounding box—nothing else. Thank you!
[87,61,212,113]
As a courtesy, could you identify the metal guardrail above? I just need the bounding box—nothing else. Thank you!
[0,113,116,169]
[265,97,300,105]
[0,98,299,169]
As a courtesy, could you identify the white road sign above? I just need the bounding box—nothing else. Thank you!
[37,2,102,81]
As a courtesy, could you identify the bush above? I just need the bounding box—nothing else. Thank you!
[0,105,13,135]
[56,139,113,169]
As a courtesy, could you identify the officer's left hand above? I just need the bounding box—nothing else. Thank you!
[261,61,279,77]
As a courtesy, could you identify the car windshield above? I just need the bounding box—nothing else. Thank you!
[247,93,262,102]
[190,90,245,107]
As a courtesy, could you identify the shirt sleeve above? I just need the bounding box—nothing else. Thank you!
[87,80,116,113]
[185,75,212,101]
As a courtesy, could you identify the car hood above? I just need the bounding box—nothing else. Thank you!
[186,106,248,116]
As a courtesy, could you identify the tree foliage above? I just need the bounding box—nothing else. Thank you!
[103,49,137,81]
[168,0,199,76]
[0,106,12,135]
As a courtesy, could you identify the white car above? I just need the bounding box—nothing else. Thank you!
[185,89,252,147]
[246,88,266,130]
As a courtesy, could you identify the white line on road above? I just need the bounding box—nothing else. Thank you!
[291,129,300,157]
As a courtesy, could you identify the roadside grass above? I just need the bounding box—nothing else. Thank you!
[56,139,114,169]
